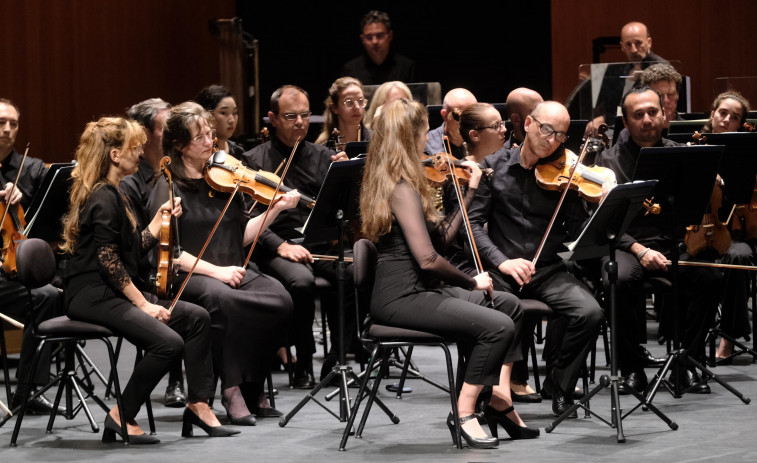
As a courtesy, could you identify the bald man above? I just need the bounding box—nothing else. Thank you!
[468,101,603,418]
[588,21,668,138]
[504,88,543,149]
[425,88,477,159]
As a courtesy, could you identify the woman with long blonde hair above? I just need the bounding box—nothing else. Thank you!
[360,99,537,449]
[62,117,237,443]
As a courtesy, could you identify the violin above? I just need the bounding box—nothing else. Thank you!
[422,151,494,187]
[0,143,30,277]
[535,149,616,203]
[155,156,180,298]
[204,147,315,209]
[327,128,346,153]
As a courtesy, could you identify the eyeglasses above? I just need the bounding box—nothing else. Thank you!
[477,120,507,131]
[279,111,312,121]
[343,97,367,109]
[362,32,387,41]
[531,116,568,142]
[191,129,216,143]
[131,145,144,156]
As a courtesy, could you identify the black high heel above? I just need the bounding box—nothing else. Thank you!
[102,414,160,445]
[446,412,499,449]
[182,408,240,437]
[483,404,540,439]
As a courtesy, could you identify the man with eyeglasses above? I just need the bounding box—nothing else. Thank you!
[425,88,477,159]
[595,86,721,395]
[0,98,64,416]
[468,101,604,418]
[241,85,355,389]
[341,10,416,86]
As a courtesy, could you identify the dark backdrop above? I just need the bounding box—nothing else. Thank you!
[236,2,552,118]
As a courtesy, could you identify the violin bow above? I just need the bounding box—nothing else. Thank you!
[167,159,244,312]
[0,142,29,230]
[242,137,301,268]
[524,125,606,290]
[441,136,493,305]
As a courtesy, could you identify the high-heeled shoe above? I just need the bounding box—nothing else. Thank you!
[446,412,499,449]
[483,405,540,439]
[221,397,257,426]
[102,414,160,444]
[182,408,240,437]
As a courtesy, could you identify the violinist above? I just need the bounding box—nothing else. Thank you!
[62,116,237,443]
[503,88,543,149]
[467,101,603,418]
[701,91,753,362]
[0,98,63,416]
[360,98,535,448]
[426,88,477,160]
[364,80,412,129]
[241,85,357,386]
[195,85,245,157]
[122,97,188,409]
[147,102,298,424]
[595,86,722,393]
[314,77,372,146]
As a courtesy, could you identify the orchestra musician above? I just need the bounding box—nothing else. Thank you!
[360,98,537,449]
[425,88,478,159]
[595,86,722,394]
[195,85,244,157]
[364,80,412,129]
[122,98,187,408]
[147,102,299,424]
[0,98,63,416]
[638,63,683,130]
[314,76,372,146]
[61,116,238,443]
[241,85,357,386]
[467,101,604,418]
[503,88,543,149]
[701,91,753,362]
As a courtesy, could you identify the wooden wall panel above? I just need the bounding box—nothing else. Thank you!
[551,0,757,115]
[1,1,236,164]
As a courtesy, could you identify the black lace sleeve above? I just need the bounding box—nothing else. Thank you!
[96,243,132,291]
[141,227,158,253]
[392,182,477,290]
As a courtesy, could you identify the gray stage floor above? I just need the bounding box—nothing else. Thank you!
[2,319,756,463]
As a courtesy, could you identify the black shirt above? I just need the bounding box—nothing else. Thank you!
[240,137,335,253]
[468,146,589,268]
[0,148,49,210]
[341,52,416,86]
[120,159,156,230]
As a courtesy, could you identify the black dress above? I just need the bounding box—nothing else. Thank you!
[371,181,522,385]
[65,183,213,421]
[148,178,293,391]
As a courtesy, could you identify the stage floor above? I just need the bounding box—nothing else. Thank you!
[2,319,756,462]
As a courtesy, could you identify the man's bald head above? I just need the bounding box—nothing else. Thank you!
[620,21,653,62]
[506,87,543,144]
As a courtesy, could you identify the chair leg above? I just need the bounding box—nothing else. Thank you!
[266,371,276,409]
[10,339,48,446]
[355,347,392,438]
[1,323,12,404]
[105,336,123,399]
[340,344,381,450]
[440,343,462,450]
[101,337,130,445]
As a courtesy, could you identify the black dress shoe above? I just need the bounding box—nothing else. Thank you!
[164,381,187,408]
[640,347,666,367]
[542,374,577,419]
[11,391,66,416]
[619,370,648,395]
[293,371,316,389]
[669,367,711,394]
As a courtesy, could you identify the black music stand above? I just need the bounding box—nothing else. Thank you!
[24,163,74,242]
[280,158,393,428]
[545,181,678,442]
[631,145,750,404]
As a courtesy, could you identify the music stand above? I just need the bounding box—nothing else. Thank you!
[545,181,678,442]
[631,145,750,404]
[280,158,394,428]
[23,163,75,242]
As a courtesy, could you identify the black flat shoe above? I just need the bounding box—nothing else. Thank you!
[182,408,240,437]
[483,405,539,439]
[221,397,257,426]
[253,406,283,418]
[446,412,499,449]
[512,391,542,403]
[102,415,160,445]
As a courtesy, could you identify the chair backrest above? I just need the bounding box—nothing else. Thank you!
[15,238,56,289]
[353,238,378,317]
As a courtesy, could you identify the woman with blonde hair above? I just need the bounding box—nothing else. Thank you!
[360,99,537,449]
[363,80,412,129]
[62,117,237,443]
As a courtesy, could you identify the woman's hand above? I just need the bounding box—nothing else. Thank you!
[473,272,494,294]
[460,160,482,189]
[158,197,182,218]
[137,300,171,324]
[211,265,246,288]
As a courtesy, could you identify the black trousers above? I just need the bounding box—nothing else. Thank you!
[719,240,754,339]
[66,283,213,421]
[372,287,521,386]
[0,276,59,393]
[603,250,722,372]
[491,261,603,394]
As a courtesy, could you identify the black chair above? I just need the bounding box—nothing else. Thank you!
[339,239,463,451]
[8,238,130,446]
